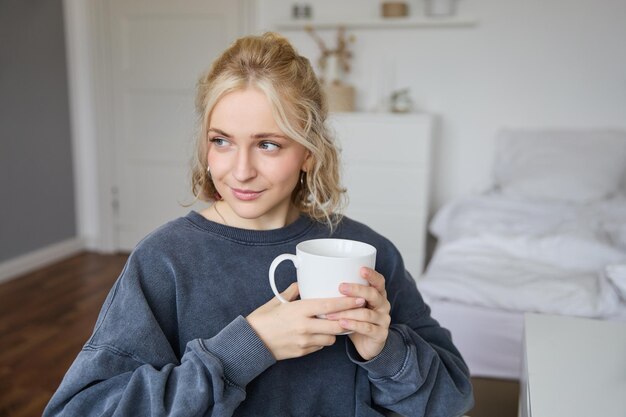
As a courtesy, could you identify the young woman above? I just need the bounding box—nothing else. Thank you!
[45,33,473,417]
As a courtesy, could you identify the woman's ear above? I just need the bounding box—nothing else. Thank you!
[301,151,314,173]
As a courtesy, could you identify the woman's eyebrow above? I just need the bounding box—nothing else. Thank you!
[208,128,287,140]
[208,128,230,137]
[253,132,288,139]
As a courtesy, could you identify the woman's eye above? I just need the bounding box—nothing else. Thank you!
[259,141,280,151]
[210,137,229,147]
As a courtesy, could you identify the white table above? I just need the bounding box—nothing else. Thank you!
[520,313,626,417]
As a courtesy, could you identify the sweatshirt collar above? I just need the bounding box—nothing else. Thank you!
[185,210,316,245]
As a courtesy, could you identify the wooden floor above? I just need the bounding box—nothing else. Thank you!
[0,252,128,417]
[0,252,518,417]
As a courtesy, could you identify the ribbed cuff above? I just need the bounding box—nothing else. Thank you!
[200,316,276,388]
[346,328,408,379]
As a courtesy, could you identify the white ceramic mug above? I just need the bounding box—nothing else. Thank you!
[269,238,377,303]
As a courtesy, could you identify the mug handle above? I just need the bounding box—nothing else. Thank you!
[269,254,298,303]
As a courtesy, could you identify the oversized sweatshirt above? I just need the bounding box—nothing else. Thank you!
[44,212,473,417]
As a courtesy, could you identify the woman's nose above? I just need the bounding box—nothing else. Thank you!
[232,150,257,182]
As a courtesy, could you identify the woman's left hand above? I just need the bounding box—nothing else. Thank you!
[326,267,391,361]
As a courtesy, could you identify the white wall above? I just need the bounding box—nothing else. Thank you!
[256,0,626,212]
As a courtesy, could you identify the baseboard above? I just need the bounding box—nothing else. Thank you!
[0,237,86,284]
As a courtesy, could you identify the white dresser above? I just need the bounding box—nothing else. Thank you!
[520,313,626,417]
[328,112,433,280]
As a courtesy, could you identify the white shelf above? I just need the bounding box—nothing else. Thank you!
[275,16,478,30]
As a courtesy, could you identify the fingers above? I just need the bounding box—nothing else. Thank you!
[299,296,366,316]
[339,284,387,310]
[269,282,299,306]
[338,268,388,309]
[338,318,388,342]
[339,318,375,335]
[360,267,386,293]
[303,316,347,335]
[327,308,390,344]
[281,282,300,301]
[326,307,391,327]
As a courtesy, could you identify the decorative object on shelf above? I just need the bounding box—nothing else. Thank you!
[381,1,409,18]
[424,0,460,17]
[390,88,414,113]
[291,3,312,20]
[305,25,356,112]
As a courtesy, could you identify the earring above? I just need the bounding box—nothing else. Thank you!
[207,166,221,200]
[300,171,306,188]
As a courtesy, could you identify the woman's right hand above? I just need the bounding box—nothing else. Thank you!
[246,283,365,360]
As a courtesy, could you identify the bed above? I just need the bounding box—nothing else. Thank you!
[417,128,626,380]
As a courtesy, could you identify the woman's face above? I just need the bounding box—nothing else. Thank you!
[207,87,311,229]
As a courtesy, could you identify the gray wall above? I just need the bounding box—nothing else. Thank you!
[0,0,76,262]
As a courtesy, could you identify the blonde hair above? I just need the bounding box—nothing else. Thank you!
[190,32,346,228]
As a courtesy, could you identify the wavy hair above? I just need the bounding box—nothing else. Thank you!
[190,32,346,228]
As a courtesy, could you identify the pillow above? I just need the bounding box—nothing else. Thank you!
[493,129,626,202]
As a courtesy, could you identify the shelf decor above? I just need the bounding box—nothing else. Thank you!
[381,2,409,18]
[305,25,356,112]
[424,0,460,17]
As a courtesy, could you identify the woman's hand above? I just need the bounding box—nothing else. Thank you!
[246,283,366,360]
[326,267,391,361]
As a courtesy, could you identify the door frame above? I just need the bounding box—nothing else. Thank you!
[63,0,256,252]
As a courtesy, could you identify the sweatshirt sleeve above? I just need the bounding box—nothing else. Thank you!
[43,251,276,417]
[346,243,474,417]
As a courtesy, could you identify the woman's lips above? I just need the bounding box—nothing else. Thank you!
[231,187,263,201]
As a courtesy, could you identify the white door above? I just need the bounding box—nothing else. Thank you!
[106,0,246,250]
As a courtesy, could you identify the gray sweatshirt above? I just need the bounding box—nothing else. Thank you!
[44,212,473,416]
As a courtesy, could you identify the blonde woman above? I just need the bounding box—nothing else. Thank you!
[45,33,473,417]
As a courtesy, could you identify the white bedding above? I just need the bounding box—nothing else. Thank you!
[419,193,626,318]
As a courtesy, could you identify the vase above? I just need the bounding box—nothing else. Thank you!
[324,83,355,112]
[424,0,459,17]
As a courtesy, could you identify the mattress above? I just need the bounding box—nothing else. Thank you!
[427,298,626,381]
[427,298,525,380]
